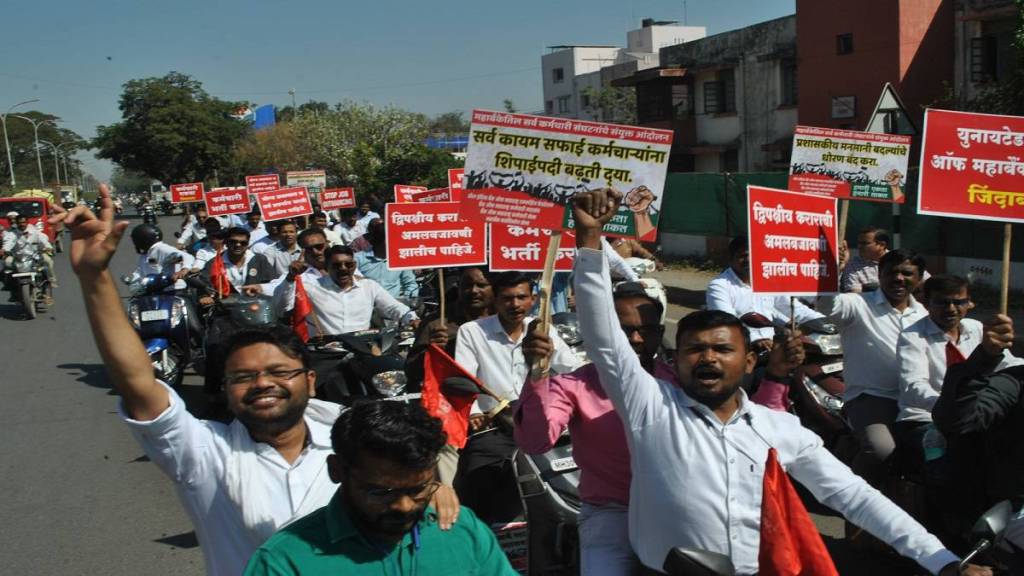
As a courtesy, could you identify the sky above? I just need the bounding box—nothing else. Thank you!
[1,0,795,181]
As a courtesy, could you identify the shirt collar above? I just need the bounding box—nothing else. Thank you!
[481,314,531,343]
[867,287,924,315]
[722,267,750,288]
[326,494,436,548]
[674,385,754,424]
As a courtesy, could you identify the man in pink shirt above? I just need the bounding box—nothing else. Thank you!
[514,281,672,576]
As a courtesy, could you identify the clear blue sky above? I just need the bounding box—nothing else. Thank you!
[1,0,794,180]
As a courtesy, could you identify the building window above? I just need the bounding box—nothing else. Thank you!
[580,93,591,109]
[545,100,554,114]
[836,33,854,55]
[970,36,999,83]
[831,96,856,119]
[723,149,739,172]
[703,81,721,114]
[552,68,565,83]
[780,60,798,106]
[557,95,572,113]
[671,84,691,118]
[703,69,736,114]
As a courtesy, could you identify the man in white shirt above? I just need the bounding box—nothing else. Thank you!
[243,210,268,246]
[453,270,582,522]
[250,221,281,255]
[272,244,417,337]
[312,211,344,247]
[2,213,56,287]
[355,200,380,230]
[896,274,1020,465]
[128,223,194,291]
[178,205,213,250]
[706,236,824,353]
[570,188,984,576]
[260,220,303,277]
[821,247,928,488]
[332,209,364,246]
[52,187,457,576]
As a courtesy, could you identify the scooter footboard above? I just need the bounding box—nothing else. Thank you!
[513,446,582,575]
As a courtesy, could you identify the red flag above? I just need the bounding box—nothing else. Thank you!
[209,249,233,298]
[759,448,839,576]
[292,275,313,343]
[422,344,479,449]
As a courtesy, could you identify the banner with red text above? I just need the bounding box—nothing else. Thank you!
[918,108,1024,223]
[245,174,280,196]
[461,110,673,242]
[788,125,911,203]
[170,182,204,204]
[257,186,314,221]
[320,188,356,211]
[205,187,251,217]
[411,187,451,203]
[385,202,486,270]
[747,186,839,295]
[448,168,464,203]
[394,185,427,203]
[488,225,576,272]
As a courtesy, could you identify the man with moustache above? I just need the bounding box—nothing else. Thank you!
[243,401,518,576]
[571,188,986,576]
[52,186,456,576]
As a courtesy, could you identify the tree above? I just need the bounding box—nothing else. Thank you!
[581,85,637,125]
[377,145,464,190]
[429,111,469,136]
[1,110,85,192]
[94,72,248,186]
[224,121,305,181]
[502,99,518,113]
[941,1,1023,115]
[275,100,331,123]
[110,167,154,195]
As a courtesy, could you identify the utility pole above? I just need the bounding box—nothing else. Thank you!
[1,98,40,189]
[13,115,55,187]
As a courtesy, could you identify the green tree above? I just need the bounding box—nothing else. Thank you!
[94,72,248,186]
[110,166,154,195]
[377,145,464,190]
[581,85,637,125]
[1,110,85,192]
[429,111,469,136]
[943,1,1024,115]
[502,99,518,113]
[224,121,305,181]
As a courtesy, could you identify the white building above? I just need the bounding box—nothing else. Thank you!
[541,19,706,120]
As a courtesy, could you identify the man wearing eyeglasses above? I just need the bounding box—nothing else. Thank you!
[200,226,278,300]
[50,186,459,576]
[896,275,1021,468]
[245,401,517,576]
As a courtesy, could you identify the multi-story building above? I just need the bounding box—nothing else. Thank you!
[541,19,706,121]
[952,0,1021,102]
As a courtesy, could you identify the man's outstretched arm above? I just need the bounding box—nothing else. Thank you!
[50,184,169,421]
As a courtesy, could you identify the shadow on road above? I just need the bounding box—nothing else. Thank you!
[57,363,112,389]
[154,531,199,549]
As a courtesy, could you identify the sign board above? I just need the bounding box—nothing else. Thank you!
[394,184,427,203]
[320,187,356,211]
[411,187,451,203]
[448,168,464,202]
[286,170,327,198]
[918,108,1024,223]
[788,125,912,203]
[461,109,673,242]
[204,187,251,217]
[747,185,839,296]
[245,174,280,196]
[257,186,314,221]
[170,182,204,204]
[865,82,917,136]
[385,202,486,270]
[488,225,576,272]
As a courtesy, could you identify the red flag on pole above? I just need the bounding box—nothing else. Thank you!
[759,448,839,576]
[209,249,233,298]
[292,275,313,343]
[422,344,479,449]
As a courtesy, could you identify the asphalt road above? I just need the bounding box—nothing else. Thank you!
[0,214,936,575]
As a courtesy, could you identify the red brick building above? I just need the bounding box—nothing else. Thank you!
[796,0,955,131]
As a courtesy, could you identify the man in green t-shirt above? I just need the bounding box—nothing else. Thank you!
[244,401,518,576]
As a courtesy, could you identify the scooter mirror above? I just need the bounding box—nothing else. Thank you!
[971,499,1013,542]
[800,317,838,335]
[173,232,181,238]
[441,376,481,398]
[739,312,773,329]
[663,548,736,576]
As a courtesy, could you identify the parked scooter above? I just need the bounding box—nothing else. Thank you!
[123,272,201,388]
[3,252,52,319]
[307,324,414,405]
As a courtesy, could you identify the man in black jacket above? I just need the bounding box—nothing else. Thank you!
[933,314,1024,556]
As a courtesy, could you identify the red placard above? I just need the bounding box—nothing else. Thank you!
[246,174,280,196]
[488,225,576,272]
[411,188,451,203]
[448,168,464,203]
[320,188,356,211]
[747,186,839,296]
[394,185,427,203]
[385,202,486,270]
[257,187,313,221]
[170,182,204,204]
[205,187,251,217]
[918,108,1024,223]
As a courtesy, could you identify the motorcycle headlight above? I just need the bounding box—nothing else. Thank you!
[170,299,185,328]
[556,323,581,346]
[806,333,843,356]
[371,370,408,397]
[127,302,141,328]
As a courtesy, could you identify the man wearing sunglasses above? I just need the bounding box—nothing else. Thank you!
[200,226,278,298]
[896,275,1021,468]
[245,401,517,575]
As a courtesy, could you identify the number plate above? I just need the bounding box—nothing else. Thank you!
[549,456,578,472]
[141,309,170,322]
[821,361,843,375]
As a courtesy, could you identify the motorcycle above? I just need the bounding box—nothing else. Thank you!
[307,323,415,405]
[160,199,174,215]
[4,252,52,319]
[553,311,587,365]
[141,205,158,225]
[123,272,201,388]
[616,257,669,324]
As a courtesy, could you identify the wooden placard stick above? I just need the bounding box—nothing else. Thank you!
[438,268,446,325]
[529,231,562,381]
[837,199,850,247]
[1001,223,1012,315]
[790,296,797,334]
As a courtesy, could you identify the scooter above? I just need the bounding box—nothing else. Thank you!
[307,324,414,405]
[123,272,200,388]
[553,311,587,365]
[141,205,157,225]
[4,252,52,319]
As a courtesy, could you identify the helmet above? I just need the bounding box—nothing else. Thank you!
[130,224,163,254]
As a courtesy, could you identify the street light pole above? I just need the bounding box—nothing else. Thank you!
[13,115,55,187]
[1,98,40,189]
[39,140,61,186]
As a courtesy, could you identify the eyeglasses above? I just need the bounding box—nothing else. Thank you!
[303,242,327,252]
[223,367,307,386]
[362,480,442,504]
[622,324,661,337]
[929,298,971,309]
